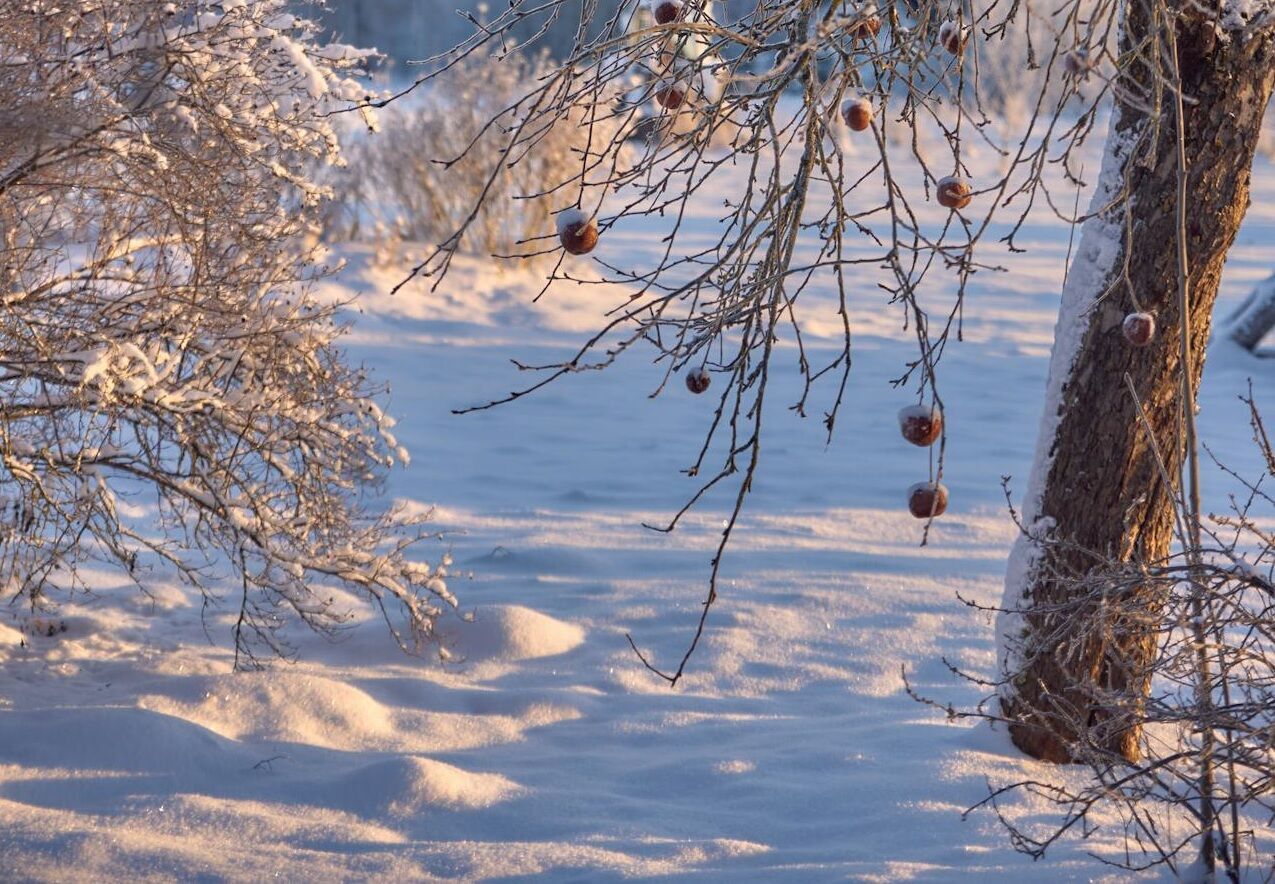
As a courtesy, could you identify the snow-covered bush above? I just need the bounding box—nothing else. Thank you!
[320,47,632,263]
[0,0,454,665]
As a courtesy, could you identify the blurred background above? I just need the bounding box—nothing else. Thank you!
[304,0,743,66]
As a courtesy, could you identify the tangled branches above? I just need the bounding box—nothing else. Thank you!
[369,0,1118,681]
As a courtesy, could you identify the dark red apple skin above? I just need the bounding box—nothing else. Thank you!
[899,408,942,447]
[685,368,711,394]
[560,221,599,255]
[908,483,948,518]
[1122,312,1156,347]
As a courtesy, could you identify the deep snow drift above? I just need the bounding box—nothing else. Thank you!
[0,132,1271,880]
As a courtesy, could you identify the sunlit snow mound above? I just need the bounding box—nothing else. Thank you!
[342,757,526,817]
[140,672,401,749]
[447,605,585,662]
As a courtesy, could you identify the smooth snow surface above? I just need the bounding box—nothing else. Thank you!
[0,130,1272,881]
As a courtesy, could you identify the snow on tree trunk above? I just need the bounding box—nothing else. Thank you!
[1223,273,1275,351]
[998,9,1275,763]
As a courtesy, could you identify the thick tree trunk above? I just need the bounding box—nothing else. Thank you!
[998,10,1275,763]
[1224,272,1275,351]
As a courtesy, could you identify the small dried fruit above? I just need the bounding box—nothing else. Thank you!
[898,405,942,447]
[936,175,972,210]
[653,0,683,24]
[841,97,874,132]
[939,20,968,54]
[849,5,881,39]
[907,482,949,519]
[556,209,599,255]
[1122,312,1156,347]
[655,83,686,109]
[685,367,711,394]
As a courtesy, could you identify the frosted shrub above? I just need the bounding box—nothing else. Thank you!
[0,0,455,665]
[323,48,632,263]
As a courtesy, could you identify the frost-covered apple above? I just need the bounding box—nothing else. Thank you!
[936,175,973,209]
[557,209,599,255]
[653,0,683,24]
[939,20,968,54]
[655,83,687,109]
[849,4,881,39]
[1122,312,1156,347]
[898,405,942,447]
[907,482,948,518]
[685,367,711,394]
[841,97,874,132]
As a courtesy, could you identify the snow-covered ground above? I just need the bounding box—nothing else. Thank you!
[0,131,1271,880]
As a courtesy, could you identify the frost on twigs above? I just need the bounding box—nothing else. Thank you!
[0,0,453,667]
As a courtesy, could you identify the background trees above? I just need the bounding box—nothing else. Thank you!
[0,0,454,664]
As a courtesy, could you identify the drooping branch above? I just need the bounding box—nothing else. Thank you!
[364,0,1126,680]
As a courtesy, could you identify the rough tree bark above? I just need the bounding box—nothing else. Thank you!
[999,3,1275,763]
[1224,272,1275,350]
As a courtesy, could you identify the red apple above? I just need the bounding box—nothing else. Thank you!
[685,367,711,394]
[898,405,942,447]
[939,20,967,54]
[849,5,882,39]
[556,209,599,255]
[655,83,686,109]
[936,175,972,209]
[653,0,683,24]
[841,97,874,132]
[908,482,949,519]
[1122,312,1156,347]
